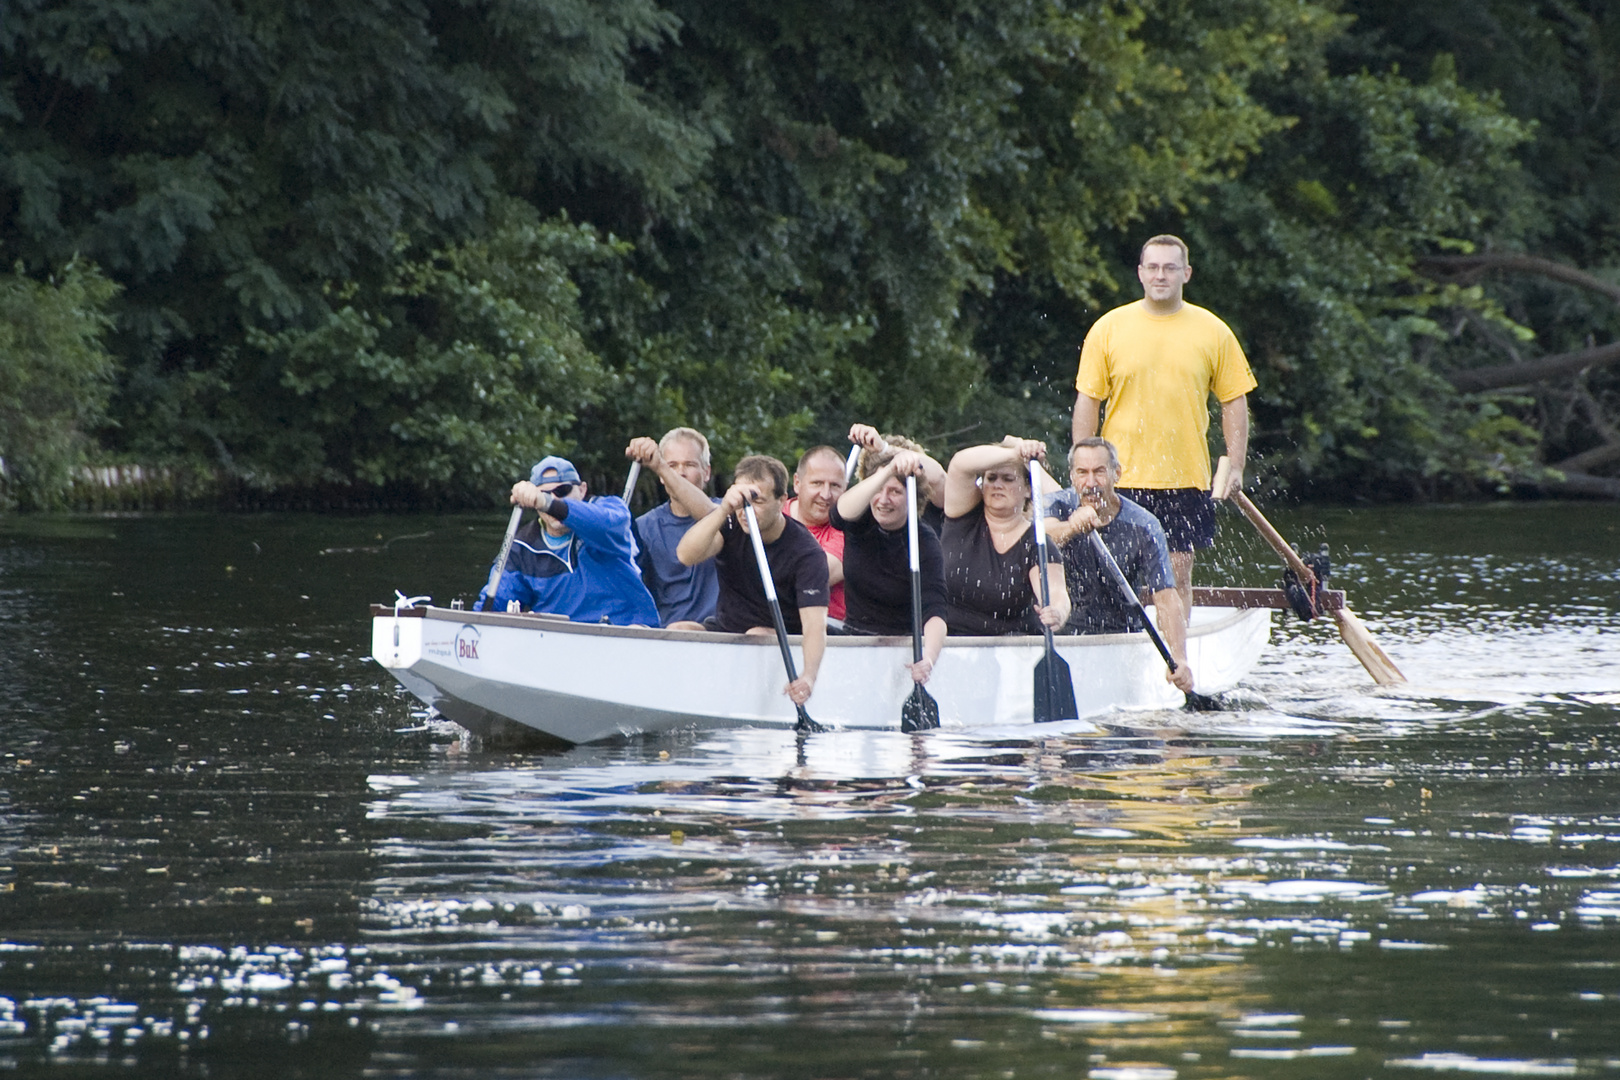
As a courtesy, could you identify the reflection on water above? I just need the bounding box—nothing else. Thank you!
[0,504,1615,1076]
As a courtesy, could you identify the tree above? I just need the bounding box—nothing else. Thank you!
[0,258,119,509]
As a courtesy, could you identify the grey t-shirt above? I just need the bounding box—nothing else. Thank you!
[1043,491,1174,635]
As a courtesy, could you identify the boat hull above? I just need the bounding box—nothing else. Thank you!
[371,604,1270,744]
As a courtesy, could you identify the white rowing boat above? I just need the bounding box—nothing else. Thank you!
[369,594,1273,744]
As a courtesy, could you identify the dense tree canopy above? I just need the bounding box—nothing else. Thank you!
[1,0,1614,506]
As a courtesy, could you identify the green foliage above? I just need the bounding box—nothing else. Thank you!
[0,258,120,509]
[1,0,1599,504]
[244,201,611,500]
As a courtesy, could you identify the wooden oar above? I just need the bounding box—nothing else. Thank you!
[1029,460,1079,722]
[1212,456,1406,686]
[1087,530,1181,679]
[901,474,941,733]
[743,503,825,733]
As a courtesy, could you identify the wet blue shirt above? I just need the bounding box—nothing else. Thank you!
[633,499,721,626]
[1043,491,1174,635]
[475,496,659,626]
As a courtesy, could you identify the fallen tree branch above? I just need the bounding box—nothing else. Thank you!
[1418,253,1620,305]
[1448,340,1620,392]
[1553,442,1620,473]
[1539,469,1620,499]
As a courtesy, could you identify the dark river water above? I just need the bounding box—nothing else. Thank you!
[1,502,1617,1077]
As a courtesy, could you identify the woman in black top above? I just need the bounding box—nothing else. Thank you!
[940,440,1069,636]
[830,447,949,684]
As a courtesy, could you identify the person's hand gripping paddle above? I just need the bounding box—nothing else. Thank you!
[1029,460,1079,723]
[743,502,825,734]
[900,474,941,733]
[486,461,641,612]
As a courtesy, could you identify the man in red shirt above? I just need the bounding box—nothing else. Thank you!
[784,446,848,624]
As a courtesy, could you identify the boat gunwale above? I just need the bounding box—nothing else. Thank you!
[371,603,1261,649]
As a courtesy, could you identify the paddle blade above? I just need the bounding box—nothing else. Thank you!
[1033,651,1080,723]
[794,705,827,734]
[901,684,941,733]
[1332,605,1407,686]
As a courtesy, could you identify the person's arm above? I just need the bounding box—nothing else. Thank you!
[847,423,887,458]
[677,484,748,566]
[1072,392,1101,444]
[626,436,715,520]
[1045,505,1101,548]
[944,440,1045,517]
[1219,394,1249,498]
[908,615,948,684]
[920,455,947,507]
[835,459,897,521]
[535,492,631,549]
[784,605,827,704]
[1029,562,1070,629]
[1152,587,1194,692]
[1030,563,1069,628]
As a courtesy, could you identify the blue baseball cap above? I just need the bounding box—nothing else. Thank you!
[530,455,581,486]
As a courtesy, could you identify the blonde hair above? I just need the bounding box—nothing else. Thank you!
[1139,234,1190,266]
[857,434,927,481]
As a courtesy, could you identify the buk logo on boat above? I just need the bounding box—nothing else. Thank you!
[453,624,481,665]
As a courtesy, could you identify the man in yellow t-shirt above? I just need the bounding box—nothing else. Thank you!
[1072,234,1257,621]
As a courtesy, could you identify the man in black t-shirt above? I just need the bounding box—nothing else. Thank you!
[674,454,829,707]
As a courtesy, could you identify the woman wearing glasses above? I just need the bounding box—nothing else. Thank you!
[940,440,1070,636]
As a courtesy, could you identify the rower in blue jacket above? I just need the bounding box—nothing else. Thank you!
[475,455,660,626]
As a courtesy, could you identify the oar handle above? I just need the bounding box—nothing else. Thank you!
[1088,530,1177,673]
[622,461,641,504]
[485,505,525,599]
[744,503,816,729]
[1213,456,1318,588]
[1233,491,1317,587]
[844,444,862,486]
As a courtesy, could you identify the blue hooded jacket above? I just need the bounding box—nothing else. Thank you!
[474,495,660,626]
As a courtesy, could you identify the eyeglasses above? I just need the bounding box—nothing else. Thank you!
[1141,262,1184,275]
[540,482,575,499]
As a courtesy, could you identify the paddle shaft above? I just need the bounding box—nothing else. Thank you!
[907,475,924,663]
[900,474,942,733]
[844,444,862,486]
[743,503,816,729]
[1028,462,1062,664]
[1088,529,1178,673]
[622,461,641,504]
[1213,457,1318,588]
[485,506,524,599]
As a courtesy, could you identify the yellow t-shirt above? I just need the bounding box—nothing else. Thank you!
[1075,300,1257,490]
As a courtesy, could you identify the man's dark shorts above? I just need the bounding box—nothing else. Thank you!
[1117,488,1216,552]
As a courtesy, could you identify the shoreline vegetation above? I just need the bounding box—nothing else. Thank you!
[2,1,1617,513]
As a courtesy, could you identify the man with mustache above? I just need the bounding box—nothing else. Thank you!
[1043,438,1193,693]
